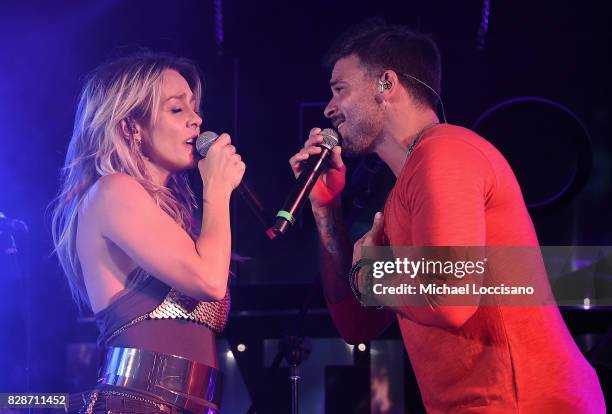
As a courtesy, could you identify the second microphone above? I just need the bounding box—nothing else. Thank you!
[268,128,339,238]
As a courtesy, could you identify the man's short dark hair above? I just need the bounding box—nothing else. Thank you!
[323,18,442,109]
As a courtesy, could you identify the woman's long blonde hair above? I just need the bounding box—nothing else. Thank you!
[51,52,202,311]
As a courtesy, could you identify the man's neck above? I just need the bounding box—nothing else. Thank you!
[374,106,440,177]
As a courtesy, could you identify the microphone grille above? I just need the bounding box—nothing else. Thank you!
[196,131,219,158]
[319,128,339,150]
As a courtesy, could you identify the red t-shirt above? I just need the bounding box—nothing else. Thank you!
[327,124,605,413]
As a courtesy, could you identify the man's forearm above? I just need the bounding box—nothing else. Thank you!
[312,202,352,303]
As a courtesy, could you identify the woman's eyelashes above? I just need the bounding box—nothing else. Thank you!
[171,106,201,116]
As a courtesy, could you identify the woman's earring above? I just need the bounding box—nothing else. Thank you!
[127,120,141,147]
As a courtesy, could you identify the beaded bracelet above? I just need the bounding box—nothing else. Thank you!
[348,258,375,303]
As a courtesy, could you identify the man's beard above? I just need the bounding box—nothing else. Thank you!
[339,120,380,156]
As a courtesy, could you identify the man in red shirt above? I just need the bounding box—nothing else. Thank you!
[289,20,605,413]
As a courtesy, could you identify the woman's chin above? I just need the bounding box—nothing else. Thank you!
[187,154,199,169]
[180,152,198,170]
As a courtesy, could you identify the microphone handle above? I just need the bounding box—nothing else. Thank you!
[269,147,333,238]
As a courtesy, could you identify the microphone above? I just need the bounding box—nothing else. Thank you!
[268,128,339,238]
[195,131,219,159]
[195,131,270,232]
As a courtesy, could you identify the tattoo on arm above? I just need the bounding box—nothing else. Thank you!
[313,204,352,303]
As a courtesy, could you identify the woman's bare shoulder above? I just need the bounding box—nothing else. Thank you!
[83,173,149,212]
[92,173,146,197]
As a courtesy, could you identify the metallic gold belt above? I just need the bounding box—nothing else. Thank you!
[97,346,223,413]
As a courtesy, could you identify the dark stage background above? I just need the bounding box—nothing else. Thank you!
[0,1,610,413]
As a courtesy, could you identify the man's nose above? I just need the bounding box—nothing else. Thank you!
[324,98,336,119]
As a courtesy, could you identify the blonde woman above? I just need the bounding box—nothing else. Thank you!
[52,52,243,413]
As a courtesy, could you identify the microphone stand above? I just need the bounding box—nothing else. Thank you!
[245,282,318,414]
[280,331,312,414]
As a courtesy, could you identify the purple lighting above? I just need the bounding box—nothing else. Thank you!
[477,0,490,51]
[214,0,224,55]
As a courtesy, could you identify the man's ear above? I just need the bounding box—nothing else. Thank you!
[376,70,400,104]
[379,71,400,94]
